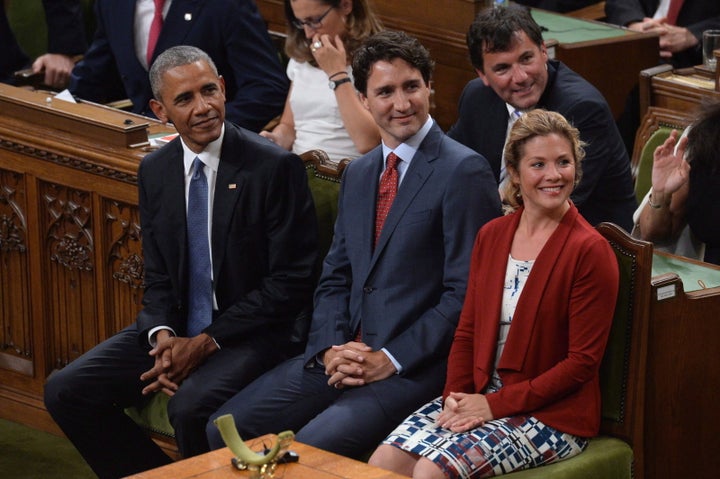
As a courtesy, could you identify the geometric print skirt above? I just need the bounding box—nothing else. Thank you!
[382,397,588,478]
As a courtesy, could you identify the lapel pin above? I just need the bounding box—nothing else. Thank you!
[229,184,237,189]
[184,13,192,21]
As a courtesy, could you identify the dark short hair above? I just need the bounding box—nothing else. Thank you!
[352,30,434,95]
[687,100,720,174]
[467,5,544,72]
[149,45,218,100]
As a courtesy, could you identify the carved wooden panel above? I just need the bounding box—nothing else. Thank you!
[0,167,32,376]
[103,199,144,337]
[41,182,99,369]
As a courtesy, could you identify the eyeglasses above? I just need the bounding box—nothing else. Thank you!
[291,6,334,30]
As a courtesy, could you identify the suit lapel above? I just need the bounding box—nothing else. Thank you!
[211,123,246,283]
[367,125,440,273]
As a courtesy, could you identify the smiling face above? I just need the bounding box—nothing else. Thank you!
[509,133,575,216]
[477,30,548,110]
[359,58,431,149]
[149,60,226,153]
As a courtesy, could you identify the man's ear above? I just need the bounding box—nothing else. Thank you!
[218,75,226,99]
[149,98,168,123]
[359,92,370,111]
[475,68,490,87]
[340,0,353,16]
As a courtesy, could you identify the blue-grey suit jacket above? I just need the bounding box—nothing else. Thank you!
[70,0,288,132]
[304,122,502,418]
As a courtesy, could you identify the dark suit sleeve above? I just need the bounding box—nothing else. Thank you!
[385,153,501,373]
[136,153,184,340]
[605,0,649,26]
[217,0,288,132]
[205,151,318,343]
[69,1,126,104]
[43,0,87,55]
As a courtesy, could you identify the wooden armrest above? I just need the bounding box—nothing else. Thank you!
[565,2,606,21]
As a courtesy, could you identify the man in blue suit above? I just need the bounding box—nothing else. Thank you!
[206,30,502,459]
[448,6,636,232]
[70,0,287,132]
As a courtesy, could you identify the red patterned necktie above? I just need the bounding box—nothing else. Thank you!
[147,0,167,67]
[374,152,400,247]
[666,0,684,25]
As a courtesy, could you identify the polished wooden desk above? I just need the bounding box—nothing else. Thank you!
[639,63,720,120]
[124,435,406,479]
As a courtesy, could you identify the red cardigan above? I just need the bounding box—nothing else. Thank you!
[443,204,619,437]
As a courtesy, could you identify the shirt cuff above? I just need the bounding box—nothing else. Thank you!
[148,326,176,347]
[382,347,403,374]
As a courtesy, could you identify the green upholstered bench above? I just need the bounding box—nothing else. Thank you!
[506,223,653,479]
[124,149,348,457]
[652,251,720,292]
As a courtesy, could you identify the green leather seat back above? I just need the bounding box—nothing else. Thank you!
[635,126,673,204]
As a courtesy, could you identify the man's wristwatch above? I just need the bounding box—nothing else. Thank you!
[329,77,352,90]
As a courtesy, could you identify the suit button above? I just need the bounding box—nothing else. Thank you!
[363,287,374,294]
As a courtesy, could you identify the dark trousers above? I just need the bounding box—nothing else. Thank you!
[206,355,446,459]
[44,324,298,479]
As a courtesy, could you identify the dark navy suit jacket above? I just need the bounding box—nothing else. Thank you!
[606,0,720,67]
[70,0,288,132]
[448,60,636,231]
[137,121,317,346]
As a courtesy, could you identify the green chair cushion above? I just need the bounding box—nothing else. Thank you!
[505,436,633,478]
[635,126,673,204]
[124,393,174,438]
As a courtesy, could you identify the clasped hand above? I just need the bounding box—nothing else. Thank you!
[140,331,217,396]
[436,392,494,433]
[322,341,396,389]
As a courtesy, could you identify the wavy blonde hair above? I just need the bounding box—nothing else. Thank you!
[502,109,585,211]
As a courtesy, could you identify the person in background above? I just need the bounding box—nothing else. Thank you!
[370,109,619,479]
[44,45,318,478]
[70,0,287,132]
[206,30,501,460]
[606,0,720,68]
[261,0,382,162]
[634,101,720,265]
[1,0,87,88]
[448,5,636,231]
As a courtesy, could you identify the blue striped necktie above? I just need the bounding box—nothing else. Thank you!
[187,157,212,337]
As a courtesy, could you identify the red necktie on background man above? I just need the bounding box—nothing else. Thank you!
[666,0,685,25]
[147,0,167,67]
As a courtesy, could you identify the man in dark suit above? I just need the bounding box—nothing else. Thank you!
[448,5,636,232]
[606,0,720,68]
[205,30,502,459]
[44,45,318,478]
[70,0,288,132]
[1,0,87,88]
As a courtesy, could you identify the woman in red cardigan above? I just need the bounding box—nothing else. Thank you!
[369,110,619,478]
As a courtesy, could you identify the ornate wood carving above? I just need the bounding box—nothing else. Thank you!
[0,168,32,372]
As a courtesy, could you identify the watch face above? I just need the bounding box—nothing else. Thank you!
[329,78,351,90]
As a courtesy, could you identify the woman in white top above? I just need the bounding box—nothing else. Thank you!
[261,0,382,162]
